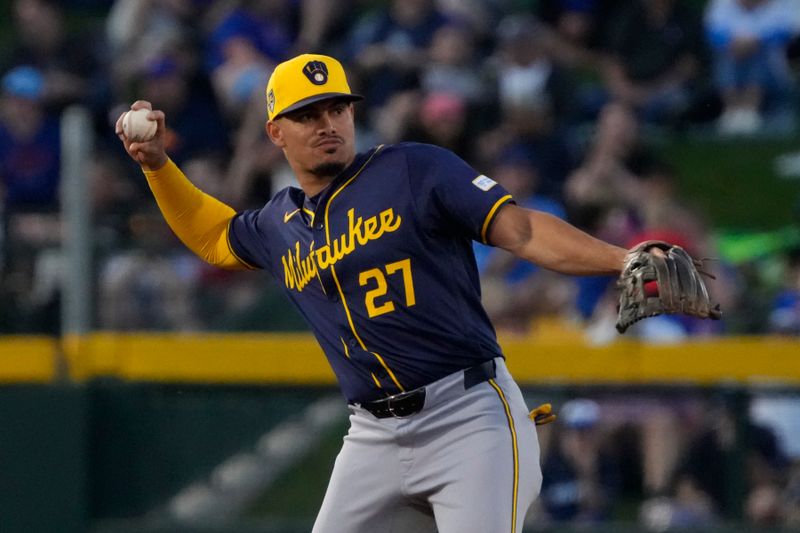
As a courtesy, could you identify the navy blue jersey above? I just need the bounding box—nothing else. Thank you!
[228,143,515,403]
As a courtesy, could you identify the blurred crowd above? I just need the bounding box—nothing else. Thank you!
[0,0,800,337]
[1,1,800,528]
[527,393,800,529]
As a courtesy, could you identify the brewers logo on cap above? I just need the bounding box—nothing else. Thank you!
[265,54,363,120]
[303,61,328,85]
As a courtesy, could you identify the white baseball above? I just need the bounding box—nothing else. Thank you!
[122,108,157,142]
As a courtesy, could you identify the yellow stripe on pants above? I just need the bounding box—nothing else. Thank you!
[489,378,519,533]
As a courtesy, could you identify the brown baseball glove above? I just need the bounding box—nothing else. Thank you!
[616,240,722,334]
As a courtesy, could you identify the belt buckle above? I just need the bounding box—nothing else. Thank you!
[386,394,409,418]
[386,389,423,418]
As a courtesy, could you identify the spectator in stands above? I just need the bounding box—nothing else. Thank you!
[540,398,621,524]
[783,462,800,526]
[205,0,294,74]
[206,0,354,121]
[98,208,202,331]
[477,17,577,201]
[633,162,707,245]
[209,32,274,121]
[565,101,656,211]
[420,23,488,105]
[136,55,228,165]
[490,14,579,126]
[639,477,718,529]
[561,102,657,341]
[601,0,704,124]
[404,92,472,158]
[434,1,506,44]
[105,0,204,105]
[4,0,106,113]
[345,0,451,107]
[535,0,629,65]
[625,162,728,339]
[676,400,789,518]
[294,0,354,53]
[0,64,66,335]
[204,0,305,123]
[476,99,575,202]
[748,391,800,526]
[0,65,61,210]
[767,247,800,334]
[89,153,143,251]
[474,149,574,334]
[105,0,200,56]
[746,482,786,526]
[222,90,285,207]
[538,0,601,48]
[705,0,797,135]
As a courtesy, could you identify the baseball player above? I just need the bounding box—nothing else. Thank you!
[117,54,629,533]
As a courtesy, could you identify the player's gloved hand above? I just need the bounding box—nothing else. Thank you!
[529,403,556,425]
[616,240,721,333]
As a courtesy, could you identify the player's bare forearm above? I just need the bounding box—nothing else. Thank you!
[488,204,626,276]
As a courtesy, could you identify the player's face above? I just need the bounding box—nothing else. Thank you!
[268,99,356,179]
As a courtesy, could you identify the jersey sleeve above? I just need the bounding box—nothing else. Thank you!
[227,206,273,272]
[405,144,514,243]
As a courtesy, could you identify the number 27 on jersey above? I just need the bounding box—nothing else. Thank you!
[358,258,416,318]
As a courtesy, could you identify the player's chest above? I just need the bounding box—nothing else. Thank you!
[274,175,417,295]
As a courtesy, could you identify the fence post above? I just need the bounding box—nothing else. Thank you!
[60,105,94,379]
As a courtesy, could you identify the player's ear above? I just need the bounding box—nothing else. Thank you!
[266,120,285,148]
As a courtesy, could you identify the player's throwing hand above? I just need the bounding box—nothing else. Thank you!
[115,100,168,171]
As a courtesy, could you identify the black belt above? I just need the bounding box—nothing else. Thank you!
[359,359,497,419]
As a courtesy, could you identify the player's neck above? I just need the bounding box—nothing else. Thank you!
[293,153,357,197]
[296,174,336,198]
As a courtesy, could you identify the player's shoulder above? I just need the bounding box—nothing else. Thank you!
[272,186,303,205]
[380,141,458,159]
[239,186,300,223]
[378,142,466,171]
[255,187,296,211]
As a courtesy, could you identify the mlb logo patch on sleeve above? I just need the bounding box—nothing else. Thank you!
[472,175,497,191]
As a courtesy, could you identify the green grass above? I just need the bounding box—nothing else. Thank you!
[661,136,800,231]
[245,418,349,519]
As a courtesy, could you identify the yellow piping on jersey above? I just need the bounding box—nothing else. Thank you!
[481,194,513,244]
[314,267,328,294]
[322,145,405,393]
[489,378,519,533]
[283,208,301,223]
[310,241,327,294]
[225,220,258,270]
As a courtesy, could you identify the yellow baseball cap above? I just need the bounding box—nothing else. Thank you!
[266,54,363,121]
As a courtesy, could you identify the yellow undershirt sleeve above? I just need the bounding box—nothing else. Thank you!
[142,159,251,270]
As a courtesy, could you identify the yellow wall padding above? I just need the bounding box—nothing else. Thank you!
[1,333,798,385]
[0,336,58,383]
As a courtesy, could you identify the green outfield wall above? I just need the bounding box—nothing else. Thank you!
[0,383,330,533]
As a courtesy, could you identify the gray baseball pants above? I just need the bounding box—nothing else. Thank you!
[313,358,542,533]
